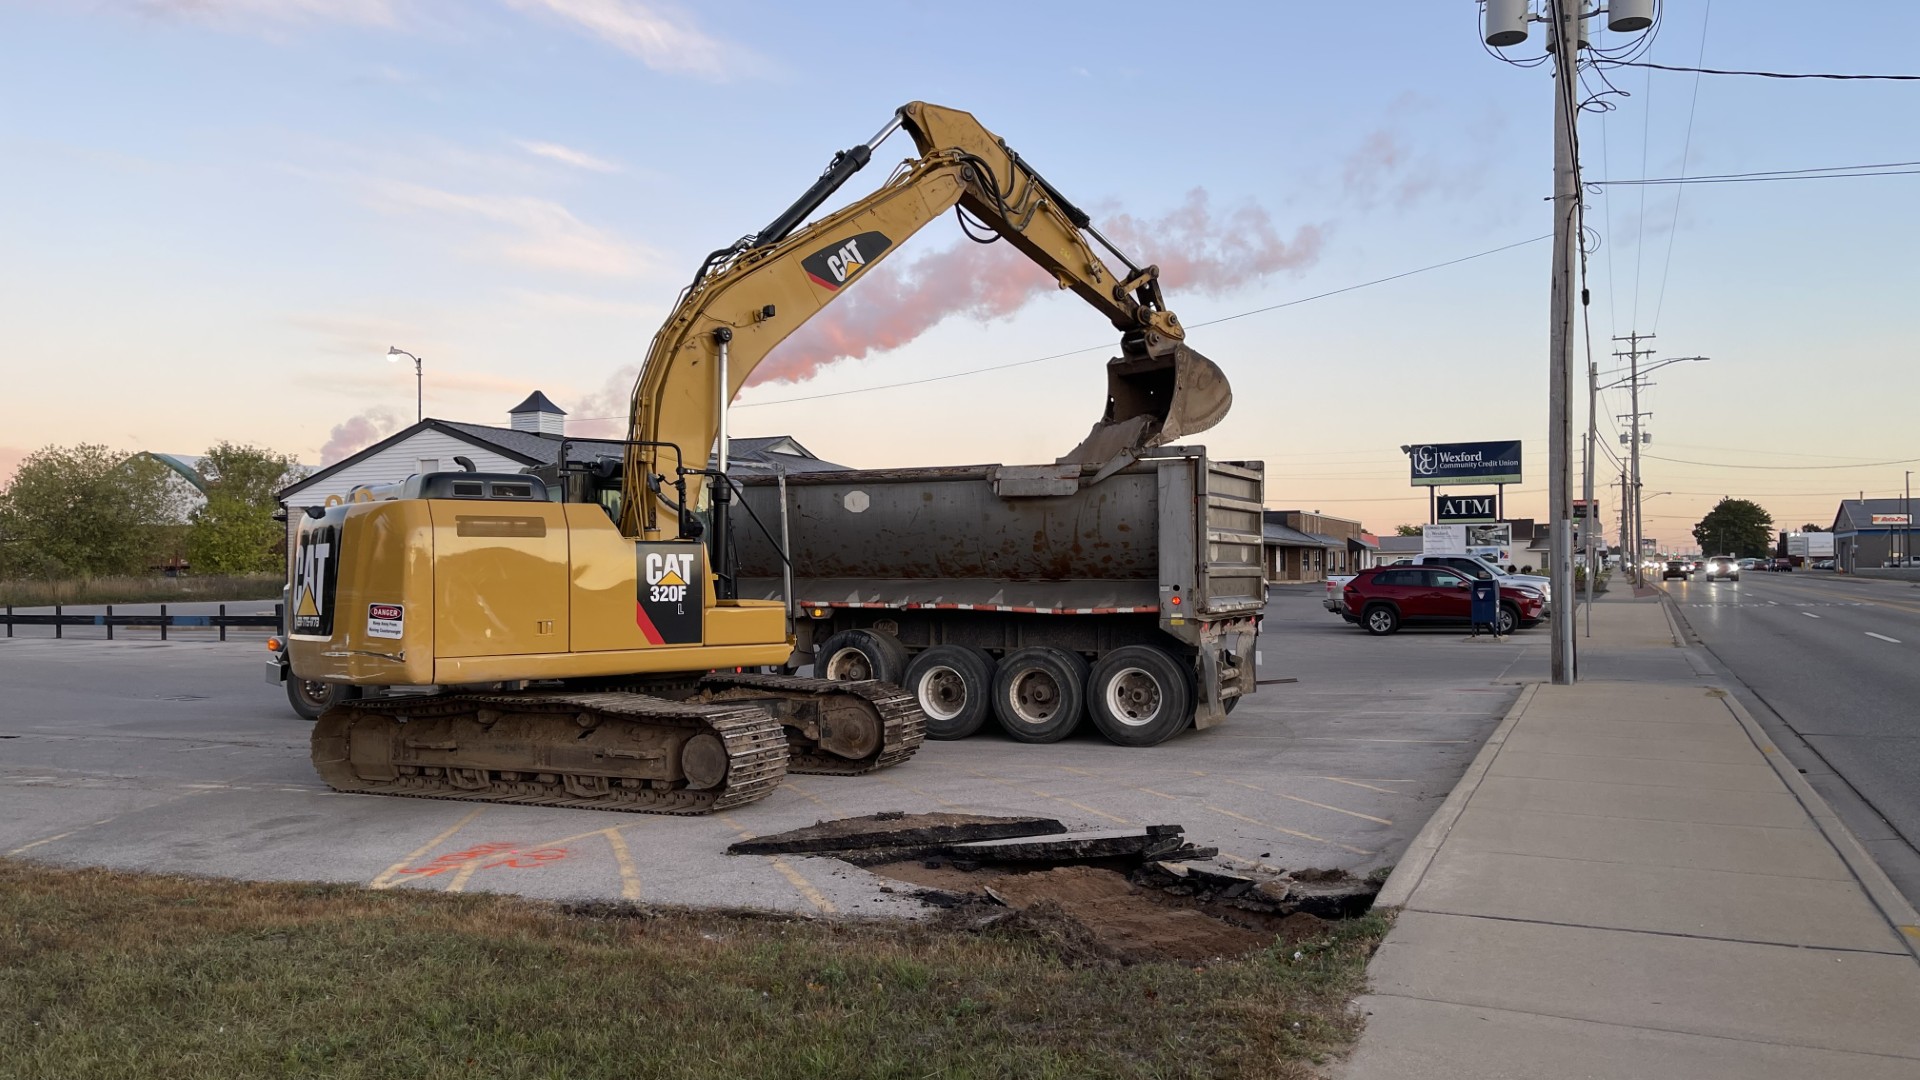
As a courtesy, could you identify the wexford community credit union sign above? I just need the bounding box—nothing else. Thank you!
[1407,440,1524,487]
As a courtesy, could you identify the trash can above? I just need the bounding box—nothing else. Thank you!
[1470,579,1500,634]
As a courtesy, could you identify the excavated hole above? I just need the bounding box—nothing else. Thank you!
[730,812,1381,965]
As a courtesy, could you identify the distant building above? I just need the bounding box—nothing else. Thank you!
[275,392,846,556]
[1261,510,1366,583]
[1830,498,1918,571]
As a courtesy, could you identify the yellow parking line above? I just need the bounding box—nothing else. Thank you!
[5,830,77,857]
[444,861,482,893]
[780,779,839,812]
[719,814,836,914]
[963,769,1131,825]
[1198,772,1392,825]
[1321,777,1412,793]
[1204,805,1373,856]
[604,828,642,901]
[870,773,966,809]
[369,808,483,890]
[1053,764,1182,804]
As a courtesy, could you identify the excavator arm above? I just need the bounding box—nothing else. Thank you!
[621,101,1231,541]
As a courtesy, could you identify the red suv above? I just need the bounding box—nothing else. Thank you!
[1342,565,1546,636]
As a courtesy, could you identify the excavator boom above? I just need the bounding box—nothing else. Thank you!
[622,101,1231,539]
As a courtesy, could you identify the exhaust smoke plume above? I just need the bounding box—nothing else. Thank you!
[749,188,1321,387]
[319,407,405,465]
[566,367,638,439]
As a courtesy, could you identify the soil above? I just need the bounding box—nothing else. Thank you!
[872,861,1307,964]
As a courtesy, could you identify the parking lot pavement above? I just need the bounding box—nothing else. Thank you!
[0,585,1539,912]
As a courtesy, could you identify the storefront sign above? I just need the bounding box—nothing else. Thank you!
[1407,440,1523,487]
[1436,493,1499,523]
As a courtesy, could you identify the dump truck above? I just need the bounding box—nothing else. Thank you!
[731,450,1265,748]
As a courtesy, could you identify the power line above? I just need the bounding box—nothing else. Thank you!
[1650,0,1710,333]
[1607,60,1920,81]
[731,234,1551,410]
[1594,168,1920,186]
[1642,453,1920,470]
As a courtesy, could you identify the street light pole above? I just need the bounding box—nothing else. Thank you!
[1544,0,1580,684]
[387,347,424,423]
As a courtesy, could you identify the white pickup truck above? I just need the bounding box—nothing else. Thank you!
[1324,553,1552,619]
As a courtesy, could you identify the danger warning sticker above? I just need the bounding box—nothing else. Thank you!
[367,603,405,640]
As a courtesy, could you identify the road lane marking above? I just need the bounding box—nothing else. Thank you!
[869,773,966,810]
[1803,612,1821,619]
[603,827,641,901]
[369,807,484,890]
[1866,632,1902,644]
[5,830,77,856]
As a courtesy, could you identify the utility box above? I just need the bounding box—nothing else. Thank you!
[1470,578,1500,633]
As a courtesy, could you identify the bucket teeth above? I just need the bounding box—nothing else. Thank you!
[1061,338,1232,464]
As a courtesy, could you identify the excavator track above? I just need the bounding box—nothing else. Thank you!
[698,672,926,776]
[311,691,789,815]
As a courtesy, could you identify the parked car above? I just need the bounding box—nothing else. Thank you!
[1389,553,1553,602]
[1324,574,1358,618]
[1662,560,1687,580]
[1813,558,1835,570]
[1773,558,1794,572]
[1703,556,1739,581]
[1736,558,1760,572]
[1341,566,1545,636]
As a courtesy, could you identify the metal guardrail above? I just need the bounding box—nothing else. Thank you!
[1,603,283,641]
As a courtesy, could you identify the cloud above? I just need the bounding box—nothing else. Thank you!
[319,407,406,465]
[749,188,1322,387]
[501,0,733,77]
[366,180,652,276]
[565,366,639,438]
[131,0,401,27]
[517,140,621,173]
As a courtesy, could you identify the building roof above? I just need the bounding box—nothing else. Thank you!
[508,390,567,416]
[1306,532,1345,548]
[281,419,847,500]
[1833,498,1916,533]
[1261,522,1322,546]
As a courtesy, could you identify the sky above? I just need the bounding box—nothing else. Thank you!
[3,0,1917,549]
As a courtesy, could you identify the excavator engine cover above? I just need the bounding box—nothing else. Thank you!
[1062,336,1233,465]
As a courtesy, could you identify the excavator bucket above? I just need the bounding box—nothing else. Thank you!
[1060,338,1233,465]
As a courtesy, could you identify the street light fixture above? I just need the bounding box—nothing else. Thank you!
[387,347,423,423]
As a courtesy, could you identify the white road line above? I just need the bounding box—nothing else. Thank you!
[1866,632,1902,644]
[1803,612,1821,619]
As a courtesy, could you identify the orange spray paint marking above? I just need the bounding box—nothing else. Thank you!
[397,843,569,878]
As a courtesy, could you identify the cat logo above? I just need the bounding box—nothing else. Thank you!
[636,545,704,646]
[800,230,892,291]
[291,524,337,636]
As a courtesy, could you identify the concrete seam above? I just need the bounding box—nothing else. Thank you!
[1371,682,1537,910]
[1716,690,1920,964]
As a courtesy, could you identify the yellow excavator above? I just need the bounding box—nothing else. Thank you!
[283,102,1231,814]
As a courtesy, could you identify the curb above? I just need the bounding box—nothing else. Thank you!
[1717,689,1920,962]
[1371,682,1538,910]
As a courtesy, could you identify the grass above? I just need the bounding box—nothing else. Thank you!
[0,860,1391,1080]
[0,573,281,607]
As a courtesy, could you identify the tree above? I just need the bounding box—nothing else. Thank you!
[0,444,188,578]
[1394,523,1423,536]
[1692,498,1774,559]
[1800,523,1827,533]
[186,443,306,575]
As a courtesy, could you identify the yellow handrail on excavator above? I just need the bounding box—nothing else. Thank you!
[619,101,1232,542]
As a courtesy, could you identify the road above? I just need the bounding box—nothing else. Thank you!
[1666,570,1920,903]
[0,586,1526,910]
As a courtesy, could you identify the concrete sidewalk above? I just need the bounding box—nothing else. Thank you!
[1339,594,1920,1079]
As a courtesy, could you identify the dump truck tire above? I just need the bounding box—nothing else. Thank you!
[816,629,908,685]
[905,645,995,740]
[992,646,1087,744]
[1086,645,1192,748]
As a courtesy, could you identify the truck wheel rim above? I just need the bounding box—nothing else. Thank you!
[915,666,967,722]
[1104,667,1161,727]
[296,680,332,708]
[824,647,872,681]
[1007,669,1060,724]
[1368,610,1392,632]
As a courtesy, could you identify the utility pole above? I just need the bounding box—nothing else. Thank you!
[1612,332,1654,585]
[1483,0,1650,681]
[1544,0,1580,684]
[1584,354,1596,635]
